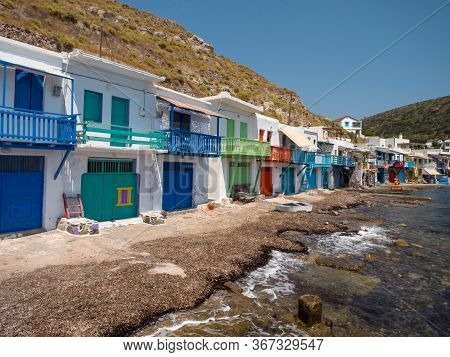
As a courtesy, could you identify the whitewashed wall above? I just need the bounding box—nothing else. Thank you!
[68,61,158,135]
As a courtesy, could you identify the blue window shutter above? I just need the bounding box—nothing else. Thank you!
[30,73,44,111]
[14,69,31,110]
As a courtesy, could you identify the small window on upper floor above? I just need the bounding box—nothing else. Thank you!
[173,111,191,131]
[344,121,349,127]
[267,131,272,143]
[83,90,103,123]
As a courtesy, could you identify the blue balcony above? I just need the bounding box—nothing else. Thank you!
[0,106,77,150]
[165,129,221,157]
[331,155,355,167]
[292,149,331,167]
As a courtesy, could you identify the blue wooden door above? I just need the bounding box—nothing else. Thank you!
[0,156,44,233]
[309,169,317,189]
[282,167,295,195]
[398,169,406,183]
[163,162,193,211]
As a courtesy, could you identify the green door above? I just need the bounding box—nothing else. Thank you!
[226,119,235,138]
[111,96,130,147]
[240,122,248,139]
[81,159,138,221]
[229,161,250,196]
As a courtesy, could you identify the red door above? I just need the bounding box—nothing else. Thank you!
[260,167,273,196]
[388,170,395,183]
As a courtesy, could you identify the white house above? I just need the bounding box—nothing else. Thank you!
[202,91,269,200]
[0,36,76,234]
[335,115,362,137]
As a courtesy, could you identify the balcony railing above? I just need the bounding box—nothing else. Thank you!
[331,155,355,167]
[166,129,221,157]
[221,137,271,157]
[166,129,220,157]
[78,122,167,150]
[0,106,77,148]
[266,146,291,162]
[292,149,331,167]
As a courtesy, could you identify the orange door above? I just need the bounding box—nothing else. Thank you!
[260,167,273,196]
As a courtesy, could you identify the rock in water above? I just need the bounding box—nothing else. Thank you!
[394,239,409,247]
[223,281,243,294]
[298,295,322,325]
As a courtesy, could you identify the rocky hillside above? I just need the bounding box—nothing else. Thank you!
[363,96,450,143]
[0,0,340,129]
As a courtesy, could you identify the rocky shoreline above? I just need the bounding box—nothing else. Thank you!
[0,188,430,336]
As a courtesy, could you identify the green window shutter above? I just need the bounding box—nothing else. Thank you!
[240,122,248,139]
[83,90,103,123]
[226,119,235,138]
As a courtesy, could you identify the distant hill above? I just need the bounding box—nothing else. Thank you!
[0,0,344,131]
[362,96,450,143]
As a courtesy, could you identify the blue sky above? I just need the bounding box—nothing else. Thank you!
[124,0,450,119]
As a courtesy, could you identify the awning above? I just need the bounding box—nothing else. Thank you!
[279,125,318,150]
[0,51,71,79]
[157,96,221,117]
[423,168,442,176]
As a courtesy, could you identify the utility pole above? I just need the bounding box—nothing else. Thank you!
[99,16,104,57]
[288,92,293,125]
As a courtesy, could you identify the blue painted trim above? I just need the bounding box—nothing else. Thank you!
[216,116,220,137]
[169,104,174,130]
[54,149,72,180]
[70,78,74,117]
[0,141,75,151]
[2,64,6,106]
[0,104,79,118]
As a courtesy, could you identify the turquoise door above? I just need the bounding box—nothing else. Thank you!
[309,169,317,189]
[282,167,295,195]
[81,159,138,222]
[111,96,130,147]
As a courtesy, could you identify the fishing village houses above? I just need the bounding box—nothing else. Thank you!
[0,35,448,236]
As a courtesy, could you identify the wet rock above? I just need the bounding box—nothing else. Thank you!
[298,295,322,326]
[314,255,365,272]
[394,239,409,247]
[223,281,243,294]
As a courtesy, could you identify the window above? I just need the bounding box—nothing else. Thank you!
[239,122,248,139]
[344,121,349,127]
[259,129,265,141]
[267,131,272,143]
[14,69,44,111]
[116,187,133,207]
[173,112,191,131]
[83,90,103,123]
